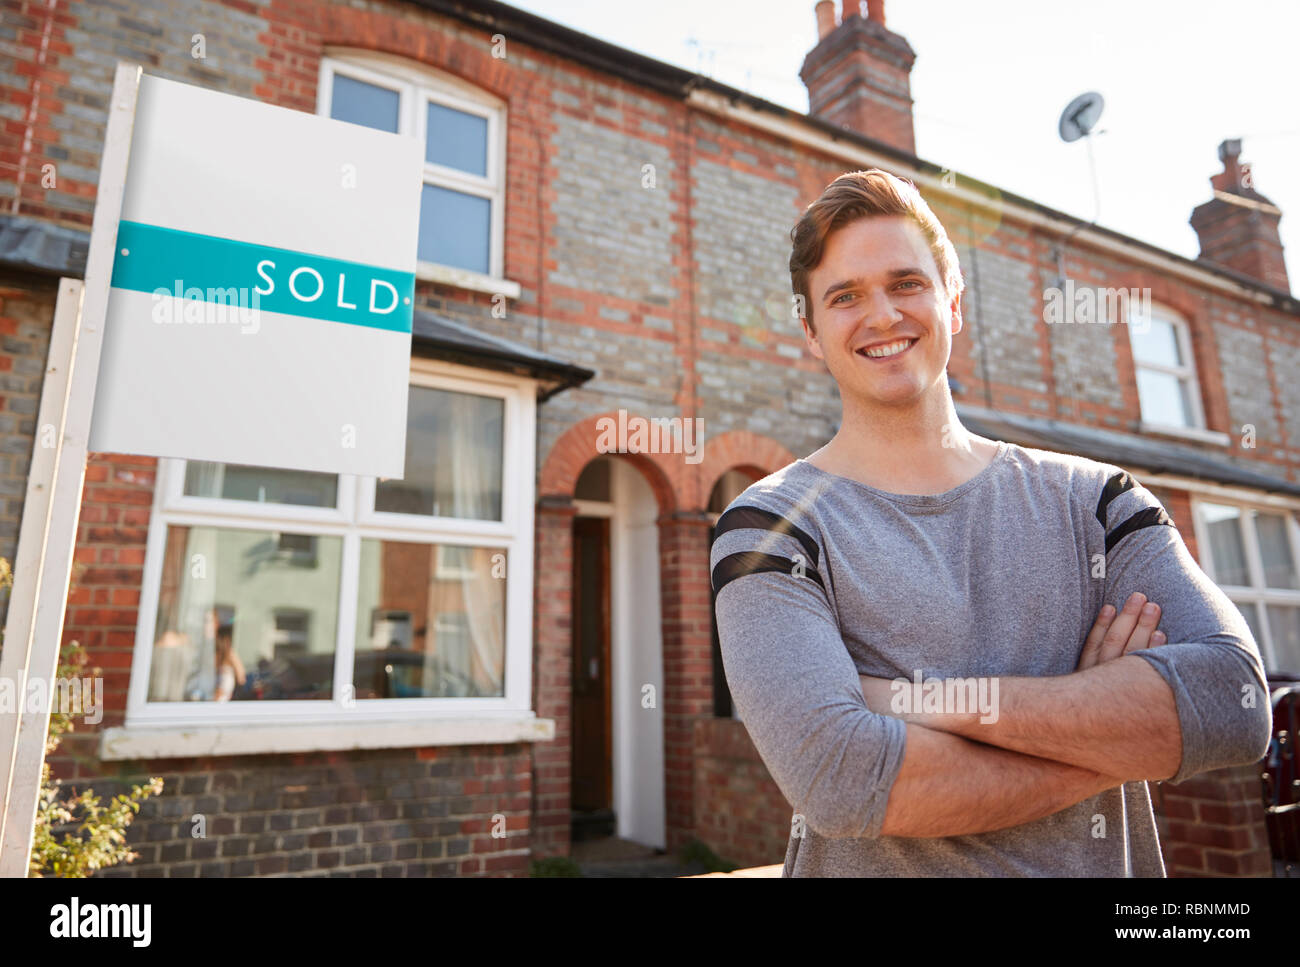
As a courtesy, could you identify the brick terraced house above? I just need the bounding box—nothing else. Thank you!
[0,0,1296,876]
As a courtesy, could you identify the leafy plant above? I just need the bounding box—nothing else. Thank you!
[529,855,583,877]
[679,838,738,873]
[0,557,164,876]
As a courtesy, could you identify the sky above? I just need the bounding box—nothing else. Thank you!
[508,0,1300,290]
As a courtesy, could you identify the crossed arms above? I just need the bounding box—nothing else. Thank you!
[709,479,1274,841]
[861,593,1179,838]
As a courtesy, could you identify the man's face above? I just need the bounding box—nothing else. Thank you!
[801,215,961,411]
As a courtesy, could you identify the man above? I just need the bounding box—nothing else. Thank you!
[709,168,1273,876]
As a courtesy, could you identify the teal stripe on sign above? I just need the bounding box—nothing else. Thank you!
[110,221,414,334]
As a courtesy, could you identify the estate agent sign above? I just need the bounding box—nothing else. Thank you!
[88,72,423,477]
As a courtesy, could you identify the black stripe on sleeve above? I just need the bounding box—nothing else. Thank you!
[712,505,820,568]
[1105,506,1175,554]
[1095,470,1136,528]
[711,551,826,596]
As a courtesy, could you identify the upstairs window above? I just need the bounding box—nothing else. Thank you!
[1128,303,1206,431]
[318,52,505,280]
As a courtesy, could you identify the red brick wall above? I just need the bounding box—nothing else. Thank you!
[2,0,1291,878]
[1151,763,1273,876]
[91,745,533,878]
[693,717,790,870]
[0,273,56,589]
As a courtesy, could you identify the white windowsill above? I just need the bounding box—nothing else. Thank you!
[1138,421,1232,447]
[416,260,521,299]
[98,713,554,760]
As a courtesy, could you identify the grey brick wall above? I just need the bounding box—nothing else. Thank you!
[1267,335,1300,451]
[957,244,1046,396]
[690,158,801,344]
[548,111,678,306]
[85,745,532,878]
[1218,324,1280,444]
[0,273,56,605]
[697,350,839,456]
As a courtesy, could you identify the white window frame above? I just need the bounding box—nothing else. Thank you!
[1190,493,1300,674]
[316,49,518,298]
[120,358,538,734]
[1129,302,1215,439]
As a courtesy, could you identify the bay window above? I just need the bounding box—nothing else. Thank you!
[125,361,537,731]
[1192,496,1300,677]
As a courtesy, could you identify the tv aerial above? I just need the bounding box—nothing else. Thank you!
[1054,91,1107,289]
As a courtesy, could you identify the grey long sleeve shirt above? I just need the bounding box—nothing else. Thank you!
[709,440,1273,876]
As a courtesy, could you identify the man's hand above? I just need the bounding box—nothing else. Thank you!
[859,591,1171,716]
[1076,591,1168,670]
[860,591,1183,781]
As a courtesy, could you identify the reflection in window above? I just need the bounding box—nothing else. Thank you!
[418,183,491,274]
[329,74,400,133]
[321,58,502,277]
[1265,605,1300,675]
[1201,502,1250,586]
[1129,307,1200,429]
[1198,501,1300,676]
[426,101,488,175]
[147,525,341,702]
[184,462,338,508]
[354,539,505,698]
[375,386,503,520]
[1255,512,1299,589]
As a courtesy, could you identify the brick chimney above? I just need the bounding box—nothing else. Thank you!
[1189,139,1289,294]
[801,0,917,155]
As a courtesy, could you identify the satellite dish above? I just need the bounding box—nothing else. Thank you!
[1058,92,1104,143]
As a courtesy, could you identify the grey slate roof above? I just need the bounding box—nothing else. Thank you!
[412,310,594,399]
[957,403,1300,498]
[0,214,89,276]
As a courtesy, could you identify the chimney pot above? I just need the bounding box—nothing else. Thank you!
[1191,140,1289,294]
[802,0,917,155]
[815,0,836,39]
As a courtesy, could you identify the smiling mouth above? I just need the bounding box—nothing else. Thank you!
[856,337,918,360]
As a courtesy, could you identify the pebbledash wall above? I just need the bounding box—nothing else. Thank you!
[0,0,1295,876]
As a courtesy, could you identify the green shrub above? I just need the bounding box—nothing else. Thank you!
[0,557,164,876]
[679,838,738,873]
[530,855,583,877]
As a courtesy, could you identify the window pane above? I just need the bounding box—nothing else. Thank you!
[329,74,400,133]
[426,101,488,176]
[148,525,342,702]
[1254,512,1299,589]
[1264,605,1300,675]
[1130,316,1182,367]
[354,539,505,698]
[418,184,490,274]
[375,386,503,520]
[1234,599,1263,645]
[1201,502,1250,585]
[1136,369,1192,427]
[184,462,338,508]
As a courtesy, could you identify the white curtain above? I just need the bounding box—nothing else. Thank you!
[447,393,504,695]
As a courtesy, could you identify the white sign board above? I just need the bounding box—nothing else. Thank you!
[88,73,422,477]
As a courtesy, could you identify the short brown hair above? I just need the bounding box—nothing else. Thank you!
[789,169,963,334]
